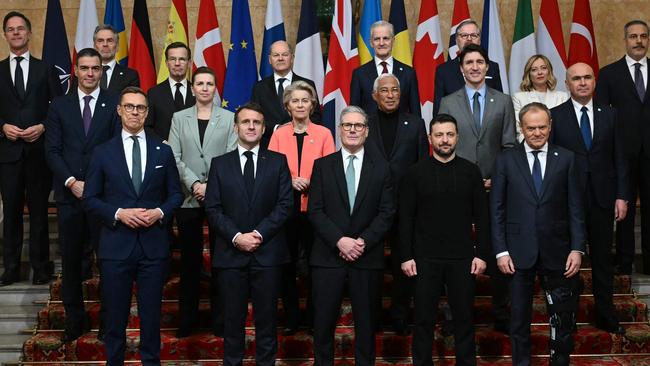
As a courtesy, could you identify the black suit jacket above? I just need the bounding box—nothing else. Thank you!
[433,58,503,116]
[45,89,121,203]
[205,148,293,268]
[595,56,650,158]
[308,150,395,269]
[70,63,140,95]
[0,55,62,163]
[250,73,322,149]
[550,100,630,208]
[350,59,421,116]
[365,111,429,191]
[145,79,196,140]
[491,143,586,271]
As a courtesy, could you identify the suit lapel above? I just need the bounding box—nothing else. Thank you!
[65,91,86,142]
[369,117,387,158]
[332,152,351,213]
[23,58,39,99]
[592,105,605,147]
[539,145,559,200]
[109,64,120,87]
[250,150,268,203]
[230,150,250,201]
[513,145,539,199]
[1,59,19,100]
[202,103,223,149]
[184,106,203,151]
[389,114,409,158]
[479,88,498,140]
[139,135,160,195]
[352,153,373,214]
[115,136,138,196]
[457,89,479,137]
[86,91,111,142]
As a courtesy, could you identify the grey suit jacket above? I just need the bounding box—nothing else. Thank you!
[168,102,238,207]
[439,86,516,178]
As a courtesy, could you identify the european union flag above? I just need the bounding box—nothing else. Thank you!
[222,0,258,112]
[42,0,71,94]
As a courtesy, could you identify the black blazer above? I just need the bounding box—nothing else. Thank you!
[308,150,395,269]
[0,55,62,163]
[250,73,322,149]
[70,63,140,95]
[595,56,650,158]
[45,89,121,203]
[145,79,196,140]
[433,58,503,116]
[490,143,586,271]
[350,59,421,116]
[365,111,429,192]
[550,100,630,208]
[205,148,293,268]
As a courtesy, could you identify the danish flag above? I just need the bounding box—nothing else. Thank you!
[193,0,227,101]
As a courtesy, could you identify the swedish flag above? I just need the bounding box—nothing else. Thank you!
[357,0,382,65]
[104,0,128,65]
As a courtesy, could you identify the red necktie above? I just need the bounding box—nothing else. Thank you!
[380,61,388,74]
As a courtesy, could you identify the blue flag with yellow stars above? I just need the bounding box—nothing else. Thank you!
[222,0,258,112]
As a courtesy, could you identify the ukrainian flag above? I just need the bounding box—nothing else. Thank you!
[389,0,412,66]
[103,0,128,65]
[357,0,382,65]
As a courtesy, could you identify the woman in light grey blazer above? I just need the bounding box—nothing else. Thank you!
[512,54,568,141]
[168,67,237,338]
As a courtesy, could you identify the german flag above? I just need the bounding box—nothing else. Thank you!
[128,0,156,91]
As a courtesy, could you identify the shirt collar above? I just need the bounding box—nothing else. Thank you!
[341,146,365,161]
[10,51,30,61]
[524,141,548,154]
[374,56,393,68]
[103,59,117,70]
[122,128,146,141]
[571,97,594,111]
[465,83,487,98]
[238,144,260,156]
[77,87,100,101]
[626,54,647,68]
[274,71,293,83]
[168,77,187,89]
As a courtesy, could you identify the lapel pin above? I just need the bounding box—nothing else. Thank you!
[490,98,494,102]
[554,152,558,156]
[399,67,403,71]
[156,146,160,150]
[403,121,408,125]
[101,103,105,107]
[119,72,124,75]
[597,108,601,112]
[310,139,314,144]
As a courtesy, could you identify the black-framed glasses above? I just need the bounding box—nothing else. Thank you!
[340,123,367,132]
[121,104,148,113]
[458,32,480,40]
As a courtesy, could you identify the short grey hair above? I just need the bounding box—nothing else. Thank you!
[93,24,118,42]
[456,19,480,35]
[370,20,395,38]
[372,73,400,93]
[339,105,368,125]
[624,20,649,38]
[519,102,552,125]
[282,80,318,109]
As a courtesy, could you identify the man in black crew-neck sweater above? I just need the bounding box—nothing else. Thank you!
[399,113,489,366]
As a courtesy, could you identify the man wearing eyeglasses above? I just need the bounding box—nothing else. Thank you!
[83,86,183,366]
[205,102,293,366]
[596,20,650,276]
[45,47,121,342]
[309,106,395,366]
[433,19,503,116]
[145,42,196,141]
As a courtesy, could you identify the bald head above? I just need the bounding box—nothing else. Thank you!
[269,40,293,76]
[566,63,595,105]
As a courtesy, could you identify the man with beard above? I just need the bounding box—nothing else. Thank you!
[400,113,488,366]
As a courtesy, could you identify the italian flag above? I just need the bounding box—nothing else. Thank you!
[508,0,536,94]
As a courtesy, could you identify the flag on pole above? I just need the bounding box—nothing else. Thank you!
[481,0,509,94]
[323,0,359,145]
[294,0,324,101]
[42,0,71,94]
[259,0,286,78]
[222,0,258,113]
[104,0,128,66]
[72,0,98,70]
[356,0,381,65]
[413,0,444,126]
[508,0,536,93]
[448,0,471,60]
[389,0,412,66]
[537,0,568,91]
[157,0,189,83]
[128,0,156,91]
[568,0,599,77]
[194,0,227,100]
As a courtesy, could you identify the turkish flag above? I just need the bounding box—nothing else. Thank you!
[568,0,599,78]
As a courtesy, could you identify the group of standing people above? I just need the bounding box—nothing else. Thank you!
[0,8,649,366]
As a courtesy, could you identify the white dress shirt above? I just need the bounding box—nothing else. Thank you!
[374,56,393,75]
[102,59,117,88]
[168,77,188,102]
[10,51,30,87]
[341,146,364,192]
[626,54,648,88]
[64,87,102,186]
[571,98,594,138]
[232,144,263,244]
[274,71,293,94]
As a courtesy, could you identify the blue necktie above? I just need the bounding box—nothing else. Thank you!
[345,155,357,213]
[580,106,592,150]
[532,150,542,195]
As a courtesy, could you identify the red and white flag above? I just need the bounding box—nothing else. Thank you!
[413,0,445,127]
[193,0,226,101]
[537,0,567,90]
[447,0,471,60]
[568,0,599,77]
[72,0,98,72]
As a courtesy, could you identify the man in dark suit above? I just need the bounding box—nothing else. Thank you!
[205,102,293,366]
[0,11,62,286]
[550,62,629,335]
[45,48,120,342]
[365,73,428,334]
[309,106,395,366]
[595,20,650,275]
[250,40,321,150]
[145,42,196,141]
[350,21,420,116]
[433,19,503,116]
[491,102,586,366]
[93,24,139,94]
[83,86,183,366]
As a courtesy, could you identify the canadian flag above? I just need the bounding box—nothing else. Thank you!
[413,0,445,128]
[568,0,599,77]
[536,0,567,90]
[193,0,227,101]
[447,0,471,60]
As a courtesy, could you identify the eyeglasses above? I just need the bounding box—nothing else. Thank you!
[457,32,480,40]
[340,123,367,132]
[121,104,148,113]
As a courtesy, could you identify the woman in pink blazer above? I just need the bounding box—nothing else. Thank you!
[268,80,335,334]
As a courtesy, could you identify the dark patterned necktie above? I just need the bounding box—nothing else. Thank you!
[635,63,645,100]
[14,56,25,100]
[82,95,93,135]
[100,65,110,89]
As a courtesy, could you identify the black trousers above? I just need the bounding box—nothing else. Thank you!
[388,223,414,325]
[218,263,281,366]
[282,211,313,328]
[312,266,382,366]
[412,258,476,366]
[0,147,51,273]
[57,201,100,330]
[176,207,222,332]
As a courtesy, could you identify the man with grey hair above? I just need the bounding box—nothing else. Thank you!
[309,105,395,366]
[92,24,139,94]
[433,19,503,116]
[351,20,420,116]
[366,73,428,335]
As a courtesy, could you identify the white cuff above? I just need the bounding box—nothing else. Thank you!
[496,251,510,259]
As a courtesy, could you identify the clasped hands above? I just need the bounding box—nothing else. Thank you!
[337,236,365,262]
[117,208,163,229]
[192,182,207,202]
[235,232,262,252]
[2,123,44,142]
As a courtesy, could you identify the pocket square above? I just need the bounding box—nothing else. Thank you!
[155,165,164,169]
